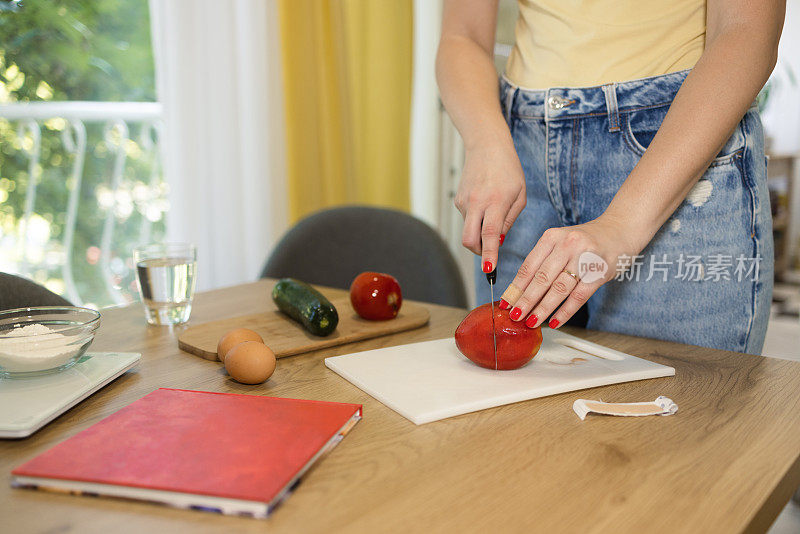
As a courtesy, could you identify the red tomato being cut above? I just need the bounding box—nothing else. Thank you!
[350,272,403,320]
[455,302,542,370]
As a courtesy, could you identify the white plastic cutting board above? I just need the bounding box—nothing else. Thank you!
[325,330,674,425]
[0,352,140,438]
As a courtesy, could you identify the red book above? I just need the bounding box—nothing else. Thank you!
[12,388,362,518]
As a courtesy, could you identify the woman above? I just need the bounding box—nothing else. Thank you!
[436,0,785,354]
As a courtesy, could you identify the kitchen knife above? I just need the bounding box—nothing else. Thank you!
[486,269,498,370]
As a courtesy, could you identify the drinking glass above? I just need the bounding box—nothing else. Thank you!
[133,243,197,326]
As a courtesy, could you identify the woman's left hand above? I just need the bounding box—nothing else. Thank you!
[500,215,643,329]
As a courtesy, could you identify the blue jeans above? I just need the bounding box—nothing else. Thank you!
[476,69,773,354]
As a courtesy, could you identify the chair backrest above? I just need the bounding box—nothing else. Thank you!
[0,272,73,311]
[261,206,468,308]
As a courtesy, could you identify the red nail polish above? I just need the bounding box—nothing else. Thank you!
[483,260,493,273]
[510,307,522,321]
[548,318,560,329]
[525,314,538,328]
[499,234,505,246]
[498,299,510,310]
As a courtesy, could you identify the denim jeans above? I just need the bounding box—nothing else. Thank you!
[476,69,773,354]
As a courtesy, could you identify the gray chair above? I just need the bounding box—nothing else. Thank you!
[261,206,468,308]
[0,272,73,311]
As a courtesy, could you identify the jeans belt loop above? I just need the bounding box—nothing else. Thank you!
[602,83,620,132]
[504,86,517,123]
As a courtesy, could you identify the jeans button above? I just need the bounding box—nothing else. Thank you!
[548,96,566,110]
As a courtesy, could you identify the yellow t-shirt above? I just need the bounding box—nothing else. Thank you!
[505,0,706,89]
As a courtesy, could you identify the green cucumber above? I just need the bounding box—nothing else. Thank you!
[271,278,339,336]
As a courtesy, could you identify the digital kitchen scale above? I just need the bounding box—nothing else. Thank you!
[0,352,140,438]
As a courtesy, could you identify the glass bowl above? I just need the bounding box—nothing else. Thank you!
[0,307,101,378]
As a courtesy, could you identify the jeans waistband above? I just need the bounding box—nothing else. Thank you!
[501,69,693,122]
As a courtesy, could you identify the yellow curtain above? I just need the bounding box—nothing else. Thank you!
[278,0,413,222]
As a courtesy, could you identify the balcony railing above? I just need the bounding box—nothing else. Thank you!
[0,101,165,307]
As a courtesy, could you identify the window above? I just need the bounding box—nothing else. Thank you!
[0,0,165,308]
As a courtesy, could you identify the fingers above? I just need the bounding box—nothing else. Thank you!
[480,206,505,273]
[499,224,616,328]
[497,190,526,248]
[548,280,599,328]
[525,269,580,328]
[502,190,526,236]
[500,229,557,308]
[461,209,484,256]
[462,199,518,263]
[507,245,570,322]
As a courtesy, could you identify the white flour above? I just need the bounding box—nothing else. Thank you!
[0,323,80,372]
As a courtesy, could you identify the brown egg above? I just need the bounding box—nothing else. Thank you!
[217,328,264,363]
[224,341,277,384]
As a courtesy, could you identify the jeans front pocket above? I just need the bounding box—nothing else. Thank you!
[622,105,746,166]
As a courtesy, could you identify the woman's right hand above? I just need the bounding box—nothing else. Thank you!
[454,140,527,274]
[436,0,525,270]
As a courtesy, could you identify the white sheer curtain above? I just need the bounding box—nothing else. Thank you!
[409,0,442,229]
[760,0,800,156]
[149,0,287,291]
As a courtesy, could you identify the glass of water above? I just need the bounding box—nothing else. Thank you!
[133,243,197,326]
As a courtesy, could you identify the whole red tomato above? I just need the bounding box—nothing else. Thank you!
[455,302,542,370]
[350,272,403,320]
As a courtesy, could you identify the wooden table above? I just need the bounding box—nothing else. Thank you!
[3,279,800,533]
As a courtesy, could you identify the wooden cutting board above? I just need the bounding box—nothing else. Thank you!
[325,330,675,424]
[178,294,431,361]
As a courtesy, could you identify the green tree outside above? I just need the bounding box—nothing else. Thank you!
[0,0,163,308]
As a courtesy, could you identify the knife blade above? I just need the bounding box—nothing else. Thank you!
[486,268,498,370]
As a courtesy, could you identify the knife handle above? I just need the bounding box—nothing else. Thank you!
[485,268,497,285]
